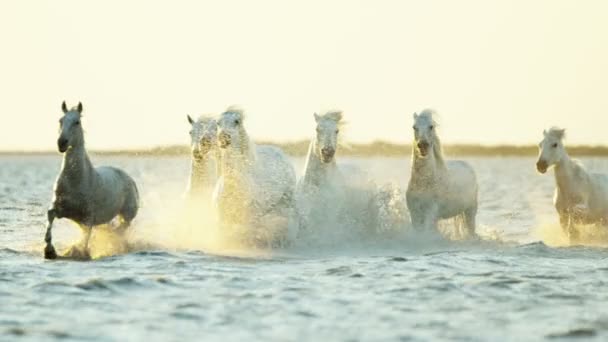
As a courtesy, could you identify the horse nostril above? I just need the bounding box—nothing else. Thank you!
[536,160,548,172]
[417,142,428,149]
[321,147,334,155]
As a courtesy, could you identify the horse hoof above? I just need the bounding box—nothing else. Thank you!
[44,244,57,260]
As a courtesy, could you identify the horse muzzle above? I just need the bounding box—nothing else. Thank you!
[218,132,231,148]
[57,138,69,153]
[199,137,214,153]
[320,147,335,163]
[536,160,548,174]
[417,141,430,157]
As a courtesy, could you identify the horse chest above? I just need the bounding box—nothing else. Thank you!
[555,187,584,210]
[53,183,91,221]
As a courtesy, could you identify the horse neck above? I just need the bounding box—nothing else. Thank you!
[219,147,255,194]
[60,144,94,184]
[302,140,336,187]
[189,153,216,191]
[431,135,446,168]
[554,154,584,194]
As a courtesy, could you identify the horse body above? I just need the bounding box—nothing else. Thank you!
[45,102,139,259]
[214,107,296,245]
[537,127,608,239]
[406,109,478,236]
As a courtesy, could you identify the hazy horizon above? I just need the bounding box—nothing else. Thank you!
[1,0,607,151]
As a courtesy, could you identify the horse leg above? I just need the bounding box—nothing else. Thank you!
[44,209,57,259]
[559,212,576,244]
[81,226,92,260]
[410,210,425,232]
[423,204,440,232]
[464,206,478,239]
[115,216,131,235]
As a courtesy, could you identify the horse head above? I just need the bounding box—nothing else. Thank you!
[57,101,84,153]
[313,110,343,163]
[187,115,218,160]
[412,109,438,158]
[536,127,567,174]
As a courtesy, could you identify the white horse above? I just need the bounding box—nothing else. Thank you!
[536,127,608,240]
[296,111,376,234]
[44,101,140,259]
[214,106,296,246]
[406,109,478,237]
[186,115,219,200]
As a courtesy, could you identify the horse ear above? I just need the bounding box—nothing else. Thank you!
[413,112,418,120]
[77,102,83,113]
[187,115,194,125]
[62,101,68,114]
[314,113,320,122]
[558,128,566,139]
[543,129,547,137]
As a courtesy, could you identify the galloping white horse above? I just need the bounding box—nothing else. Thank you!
[536,127,608,240]
[296,110,375,233]
[406,109,478,237]
[44,102,140,259]
[186,115,219,200]
[214,106,296,246]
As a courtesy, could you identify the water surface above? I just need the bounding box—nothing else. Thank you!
[1,155,607,341]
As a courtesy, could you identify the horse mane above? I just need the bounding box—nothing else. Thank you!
[546,126,566,140]
[224,105,244,118]
[417,108,438,125]
[317,110,345,125]
[431,134,446,167]
[195,115,216,123]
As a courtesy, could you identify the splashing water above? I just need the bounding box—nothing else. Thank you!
[4,155,608,340]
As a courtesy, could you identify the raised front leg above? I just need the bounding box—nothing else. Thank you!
[44,209,57,259]
[422,203,440,232]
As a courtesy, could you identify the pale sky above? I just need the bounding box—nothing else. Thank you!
[1,0,607,150]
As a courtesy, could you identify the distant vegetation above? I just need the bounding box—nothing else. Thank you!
[7,141,608,157]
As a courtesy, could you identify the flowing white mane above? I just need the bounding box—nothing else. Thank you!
[317,110,344,123]
[546,127,566,140]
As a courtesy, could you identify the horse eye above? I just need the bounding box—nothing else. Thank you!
[75,121,80,125]
[552,143,558,148]
[234,119,240,125]
[335,129,339,134]
[429,125,434,130]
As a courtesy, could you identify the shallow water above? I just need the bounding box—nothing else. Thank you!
[1,154,608,341]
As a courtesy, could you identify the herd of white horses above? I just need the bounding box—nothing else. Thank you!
[42,101,608,259]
